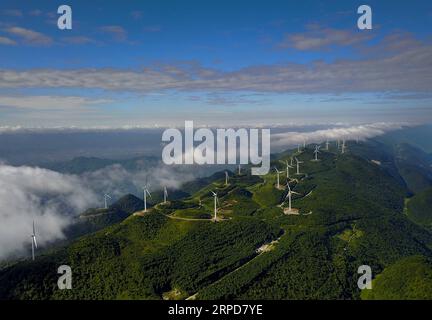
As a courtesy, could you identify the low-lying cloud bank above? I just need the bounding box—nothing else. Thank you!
[272,122,405,147]
[0,122,407,261]
[0,162,206,261]
[0,165,96,260]
[81,163,199,200]
[0,40,430,94]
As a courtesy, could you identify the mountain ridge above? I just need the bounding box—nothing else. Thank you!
[1,141,432,300]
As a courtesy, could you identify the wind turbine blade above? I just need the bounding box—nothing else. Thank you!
[33,236,38,249]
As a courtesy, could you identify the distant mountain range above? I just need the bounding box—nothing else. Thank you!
[1,138,432,300]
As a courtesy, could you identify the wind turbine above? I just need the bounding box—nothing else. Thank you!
[290,157,294,166]
[274,167,281,188]
[312,145,321,161]
[303,139,306,148]
[295,157,303,175]
[285,160,294,179]
[210,191,219,222]
[284,183,300,212]
[297,144,301,153]
[225,171,229,186]
[325,140,330,150]
[143,185,152,212]
[163,186,168,204]
[238,164,241,175]
[31,221,37,261]
[341,140,346,154]
[104,193,112,209]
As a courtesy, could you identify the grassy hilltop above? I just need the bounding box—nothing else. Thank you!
[1,141,432,300]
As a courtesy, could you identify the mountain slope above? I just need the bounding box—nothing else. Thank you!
[1,144,432,300]
[406,187,432,229]
[65,194,144,240]
[361,255,432,300]
[394,143,432,194]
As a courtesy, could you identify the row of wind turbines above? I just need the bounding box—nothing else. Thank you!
[197,139,350,222]
[103,184,169,213]
[273,156,303,189]
[29,139,352,261]
[274,139,351,214]
[275,139,351,184]
[30,184,170,261]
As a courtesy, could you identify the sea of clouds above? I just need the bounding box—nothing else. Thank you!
[0,122,407,261]
[0,160,206,261]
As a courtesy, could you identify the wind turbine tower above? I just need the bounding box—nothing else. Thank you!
[274,167,281,188]
[312,145,321,161]
[211,191,219,222]
[143,185,152,212]
[325,140,330,150]
[104,193,112,209]
[285,160,293,179]
[295,157,304,175]
[341,140,346,154]
[163,187,168,204]
[285,183,300,212]
[31,221,37,261]
[225,171,229,186]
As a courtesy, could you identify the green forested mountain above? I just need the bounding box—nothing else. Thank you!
[1,142,432,300]
[64,194,144,240]
[361,255,432,300]
[406,187,432,230]
[43,155,160,174]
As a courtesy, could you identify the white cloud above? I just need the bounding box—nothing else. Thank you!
[98,25,128,42]
[0,41,430,94]
[61,36,100,45]
[272,123,405,147]
[0,159,206,261]
[0,164,96,260]
[0,95,113,110]
[278,26,373,50]
[81,163,197,198]
[5,26,52,45]
[0,36,16,45]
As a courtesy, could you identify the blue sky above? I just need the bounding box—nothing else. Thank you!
[0,0,431,127]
